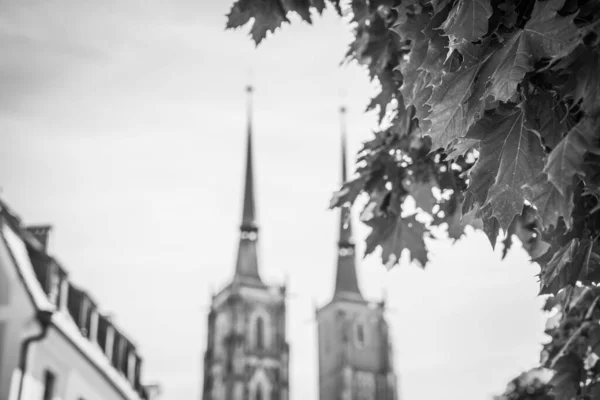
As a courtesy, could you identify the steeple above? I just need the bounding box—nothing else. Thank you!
[333,106,364,302]
[234,85,262,284]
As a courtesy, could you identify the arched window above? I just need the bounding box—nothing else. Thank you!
[356,323,365,347]
[255,317,264,350]
[215,314,224,352]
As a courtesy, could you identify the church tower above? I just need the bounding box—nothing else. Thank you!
[202,86,289,400]
[316,107,398,400]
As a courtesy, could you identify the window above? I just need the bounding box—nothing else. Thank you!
[67,285,83,326]
[234,383,244,400]
[356,323,365,347]
[47,270,60,305]
[255,317,264,350]
[215,313,228,356]
[321,323,330,353]
[255,384,263,400]
[212,379,225,399]
[42,370,56,400]
[96,315,109,351]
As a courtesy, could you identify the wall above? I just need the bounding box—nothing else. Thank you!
[0,227,38,400]
[19,326,130,400]
[317,301,395,400]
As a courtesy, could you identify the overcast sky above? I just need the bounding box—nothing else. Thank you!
[0,1,548,399]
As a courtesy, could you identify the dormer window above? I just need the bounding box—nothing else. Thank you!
[48,269,61,305]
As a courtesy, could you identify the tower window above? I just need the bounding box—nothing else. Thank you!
[255,317,264,350]
[356,323,365,347]
[323,323,331,353]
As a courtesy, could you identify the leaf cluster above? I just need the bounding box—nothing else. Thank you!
[226,0,600,397]
[494,368,554,400]
[539,286,600,399]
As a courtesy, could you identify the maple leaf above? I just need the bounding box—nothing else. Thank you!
[575,238,600,285]
[226,0,289,44]
[484,30,534,103]
[310,0,326,14]
[410,73,434,129]
[445,209,466,240]
[446,137,479,160]
[365,213,428,268]
[395,11,430,103]
[549,354,583,400]
[544,117,600,197]
[404,177,437,213]
[523,176,574,230]
[474,202,501,248]
[485,0,580,102]
[360,189,391,223]
[540,238,579,295]
[570,50,600,117]
[367,69,400,123]
[330,175,368,209]
[439,0,493,46]
[281,0,312,22]
[328,0,341,15]
[439,0,493,60]
[444,200,481,241]
[522,0,580,60]
[418,5,457,87]
[503,206,551,260]
[525,88,574,149]
[425,44,491,151]
[461,203,484,231]
[466,104,545,230]
[398,40,428,109]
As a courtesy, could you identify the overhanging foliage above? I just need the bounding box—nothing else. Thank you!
[225,0,600,398]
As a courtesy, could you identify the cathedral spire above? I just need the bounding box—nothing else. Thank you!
[234,85,262,284]
[241,84,256,230]
[333,106,364,301]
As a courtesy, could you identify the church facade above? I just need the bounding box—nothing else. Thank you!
[201,91,398,400]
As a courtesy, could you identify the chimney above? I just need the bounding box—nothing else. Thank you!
[26,225,53,251]
[144,383,162,400]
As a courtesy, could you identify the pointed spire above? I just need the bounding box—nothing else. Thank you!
[333,106,364,302]
[338,106,352,246]
[234,85,262,284]
[241,84,257,230]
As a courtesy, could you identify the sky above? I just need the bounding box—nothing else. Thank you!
[0,1,549,399]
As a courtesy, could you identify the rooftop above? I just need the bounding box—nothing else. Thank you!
[0,197,156,400]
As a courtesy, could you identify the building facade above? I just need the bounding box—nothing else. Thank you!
[0,200,157,400]
[315,107,398,400]
[201,86,289,400]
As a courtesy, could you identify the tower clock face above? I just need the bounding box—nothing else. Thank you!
[338,247,354,256]
[241,231,258,241]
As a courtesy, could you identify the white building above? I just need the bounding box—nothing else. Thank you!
[0,198,158,400]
